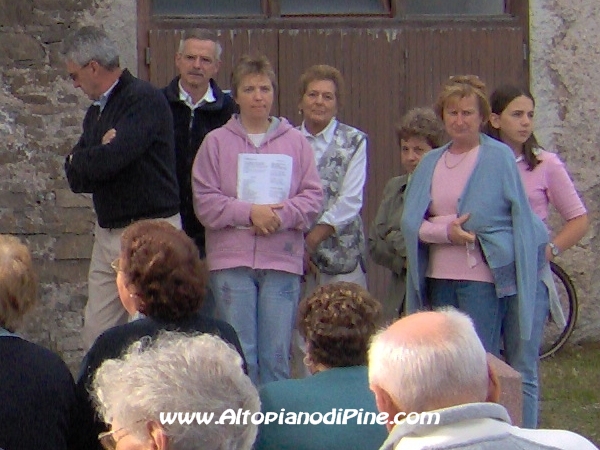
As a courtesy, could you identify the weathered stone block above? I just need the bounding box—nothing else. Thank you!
[7,74,30,95]
[0,2,34,26]
[58,94,80,105]
[55,189,92,208]
[16,114,44,128]
[0,212,18,234]
[29,103,57,115]
[25,235,56,259]
[0,33,45,63]
[36,259,89,284]
[41,207,95,234]
[54,334,83,352]
[17,93,50,105]
[25,127,48,141]
[33,0,92,12]
[54,233,93,260]
[0,191,30,210]
[60,116,80,128]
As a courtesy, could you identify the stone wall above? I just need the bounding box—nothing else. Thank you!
[0,0,136,371]
[530,0,600,341]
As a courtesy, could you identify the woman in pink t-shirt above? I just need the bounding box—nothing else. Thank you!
[486,84,589,428]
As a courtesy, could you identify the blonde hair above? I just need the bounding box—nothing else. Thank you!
[0,235,37,331]
[434,75,491,122]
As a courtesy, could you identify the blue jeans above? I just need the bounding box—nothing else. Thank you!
[503,279,549,428]
[211,267,300,385]
[428,278,506,357]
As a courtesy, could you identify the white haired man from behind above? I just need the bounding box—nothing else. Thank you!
[91,332,260,450]
[368,308,597,450]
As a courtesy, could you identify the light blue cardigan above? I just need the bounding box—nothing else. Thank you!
[400,134,548,339]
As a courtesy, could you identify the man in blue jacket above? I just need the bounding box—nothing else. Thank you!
[162,29,235,259]
[63,26,180,350]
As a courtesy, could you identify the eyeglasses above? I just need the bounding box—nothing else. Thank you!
[110,258,121,273]
[98,420,146,450]
[98,424,130,450]
[68,60,93,82]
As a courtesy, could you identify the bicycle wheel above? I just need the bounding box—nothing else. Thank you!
[540,261,578,359]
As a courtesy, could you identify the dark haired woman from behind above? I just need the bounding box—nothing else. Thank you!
[76,219,245,449]
[486,84,589,428]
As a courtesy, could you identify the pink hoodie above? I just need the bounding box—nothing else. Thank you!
[192,115,323,275]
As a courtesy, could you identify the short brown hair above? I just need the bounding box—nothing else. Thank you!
[434,75,491,123]
[298,282,381,368]
[0,235,37,332]
[298,64,345,109]
[396,107,446,149]
[230,54,277,99]
[120,220,208,321]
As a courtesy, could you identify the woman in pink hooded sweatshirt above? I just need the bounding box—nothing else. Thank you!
[192,54,323,385]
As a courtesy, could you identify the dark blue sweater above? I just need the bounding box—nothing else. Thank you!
[65,69,180,229]
[76,313,246,449]
[162,77,236,256]
[0,337,84,450]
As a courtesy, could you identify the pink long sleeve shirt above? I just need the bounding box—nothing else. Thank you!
[419,146,494,282]
[517,150,586,226]
[192,116,323,275]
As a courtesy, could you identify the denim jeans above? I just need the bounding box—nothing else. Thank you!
[503,278,549,428]
[428,278,506,357]
[210,267,300,385]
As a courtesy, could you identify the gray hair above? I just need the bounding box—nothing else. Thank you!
[178,29,222,61]
[368,308,489,413]
[61,26,120,69]
[0,235,37,332]
[92,332,260,450]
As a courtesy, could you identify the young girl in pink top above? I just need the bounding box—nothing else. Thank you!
[487,85,589,428]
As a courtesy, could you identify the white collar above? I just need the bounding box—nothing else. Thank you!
[92,78,119,111]
[178,81,216,109]
[300,117,337,144]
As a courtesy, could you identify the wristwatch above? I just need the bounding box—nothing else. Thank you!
[548,242,560,257]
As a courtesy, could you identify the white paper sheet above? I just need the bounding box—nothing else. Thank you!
[237,154,293,204]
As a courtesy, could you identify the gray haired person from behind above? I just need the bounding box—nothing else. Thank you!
[91,332,260,450]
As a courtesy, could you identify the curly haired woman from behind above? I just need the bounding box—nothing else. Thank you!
[256,282,387,450]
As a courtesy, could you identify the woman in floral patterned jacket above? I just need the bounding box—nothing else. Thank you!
[298,64,368,290]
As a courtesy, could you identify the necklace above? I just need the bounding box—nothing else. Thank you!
[443,150,471,169]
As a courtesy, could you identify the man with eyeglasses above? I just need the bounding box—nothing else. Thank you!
[162,29,235,317]
[62,26,181,351]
